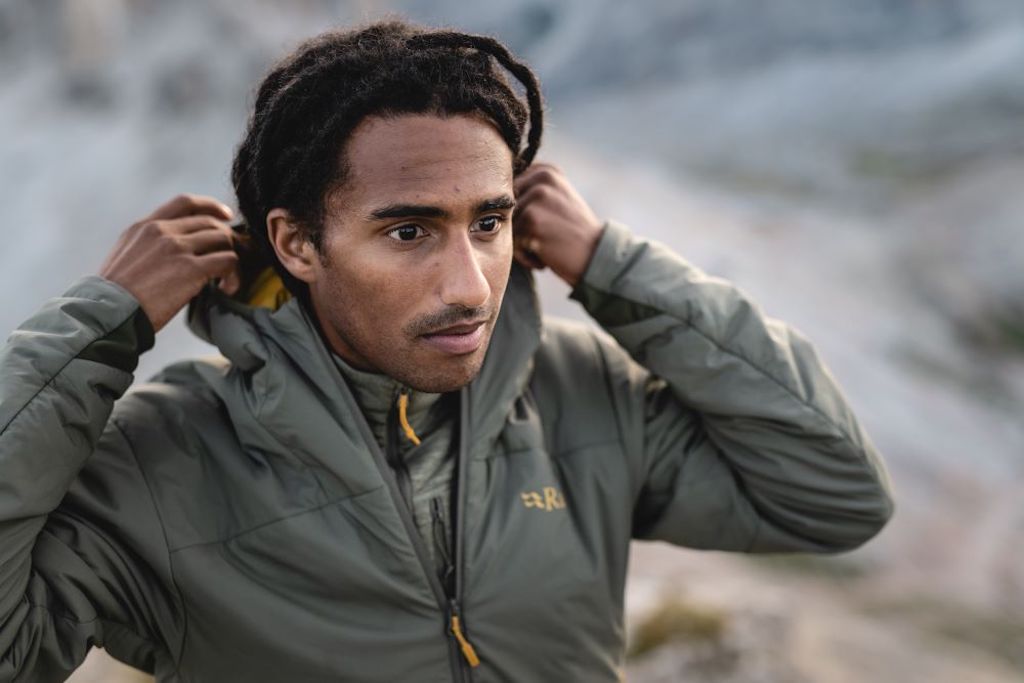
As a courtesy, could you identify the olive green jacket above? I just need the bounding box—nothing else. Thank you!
[0,221,893,682]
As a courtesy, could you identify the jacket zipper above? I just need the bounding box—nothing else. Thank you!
[431,497,455,596]
[453,385,475,677]
[432,493,479,677]
[374,386,477,681]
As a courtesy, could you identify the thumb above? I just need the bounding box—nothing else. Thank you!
[217,266,241,296]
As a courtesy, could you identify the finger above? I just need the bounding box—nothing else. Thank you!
[515,235,544,263]
[512,204,541,240]
[513,245,545,270]
[180,226,236,255]
[512,194,550,238]
[514,184,553,212]
[516,161,560,181]
[513,250,533,270]
[217,266,242,296]
[144,194,233,222]
[513,222,545,266]
[514,167,546,194]
[514,172,547,196]
[517,234,542,255]
[158,214,235,236]
[514,184,567,225]
[514,163,563,195]
[194,249,240,280]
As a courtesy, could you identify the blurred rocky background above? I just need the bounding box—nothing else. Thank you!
[1,1,1022,681]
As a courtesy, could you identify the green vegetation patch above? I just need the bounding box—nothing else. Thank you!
[627,596,730,659]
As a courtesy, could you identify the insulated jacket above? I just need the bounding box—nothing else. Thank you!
[330,353,458,574]
[0,220,894,682]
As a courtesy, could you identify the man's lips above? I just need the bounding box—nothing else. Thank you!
[419,319,488,355]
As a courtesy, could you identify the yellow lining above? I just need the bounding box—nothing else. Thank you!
[245,268,292,311]
[397,392,421,446]
[450,615,481,667]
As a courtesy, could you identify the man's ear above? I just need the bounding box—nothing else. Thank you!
[266,208,319,284]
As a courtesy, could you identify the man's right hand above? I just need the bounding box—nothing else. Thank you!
[98,194,242,334]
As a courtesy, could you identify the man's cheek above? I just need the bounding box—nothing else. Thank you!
[488,260,512,302]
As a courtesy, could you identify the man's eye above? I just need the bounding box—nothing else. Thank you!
[474,216,502,233]
[387,225,426,242]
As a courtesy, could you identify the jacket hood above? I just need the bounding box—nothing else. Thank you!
[183,262,541,468]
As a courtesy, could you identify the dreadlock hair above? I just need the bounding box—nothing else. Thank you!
[231,20,544,304]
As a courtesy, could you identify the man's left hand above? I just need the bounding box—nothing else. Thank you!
[513,163,604,288]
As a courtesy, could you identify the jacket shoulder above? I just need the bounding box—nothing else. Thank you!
[111,356,232,453]
[535,315,649,391]
[105,356,261,549]
[532,316,650,453]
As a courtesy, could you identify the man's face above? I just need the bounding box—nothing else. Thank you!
[305,113,515,393]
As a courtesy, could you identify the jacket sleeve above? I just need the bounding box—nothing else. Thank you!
[572,221,895,553]
[0,277,182,681]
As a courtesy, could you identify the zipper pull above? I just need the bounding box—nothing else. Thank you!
[449,601,481,668]
[396,389,422,446]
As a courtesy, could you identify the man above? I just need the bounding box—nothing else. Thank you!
[0,21,893,683]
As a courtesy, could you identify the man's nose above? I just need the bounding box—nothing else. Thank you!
[438,234,490,309]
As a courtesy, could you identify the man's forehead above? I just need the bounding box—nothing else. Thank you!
[342,114,514,199]
[354,155,512,192]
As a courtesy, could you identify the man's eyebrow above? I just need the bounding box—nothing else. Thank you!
[368,204,449,221]
[367,195,516,221]
[477,195,516,213]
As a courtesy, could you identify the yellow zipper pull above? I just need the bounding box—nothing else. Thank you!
[449,605,481,668]
[396,389,421,446]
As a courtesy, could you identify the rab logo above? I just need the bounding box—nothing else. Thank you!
[521,487,566,512]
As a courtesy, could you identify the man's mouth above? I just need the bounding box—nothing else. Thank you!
[420,319,488,355]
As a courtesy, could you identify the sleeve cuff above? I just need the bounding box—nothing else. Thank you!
[68,277,155,371]
[572,219,635,293]
[570,220,662,328]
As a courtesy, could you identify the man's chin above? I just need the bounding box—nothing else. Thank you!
[400,324,494,393]
[403,351,486,393]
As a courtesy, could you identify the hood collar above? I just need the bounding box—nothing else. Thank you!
[186,262,541,462]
